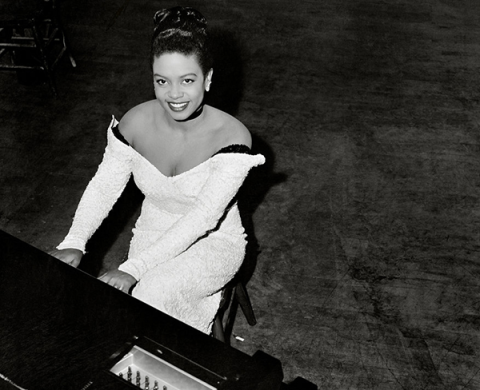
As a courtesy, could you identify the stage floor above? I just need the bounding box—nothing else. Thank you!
[1,1,480,388]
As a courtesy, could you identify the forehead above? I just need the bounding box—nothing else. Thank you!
[153,52,202,75]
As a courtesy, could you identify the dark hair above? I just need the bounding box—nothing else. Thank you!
[151,7,213,75]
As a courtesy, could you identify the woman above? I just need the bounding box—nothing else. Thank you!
[49,6,265,334]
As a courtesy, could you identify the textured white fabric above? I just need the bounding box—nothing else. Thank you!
[58,117,265,333]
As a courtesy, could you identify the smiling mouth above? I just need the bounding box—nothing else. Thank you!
[167,102,189,112]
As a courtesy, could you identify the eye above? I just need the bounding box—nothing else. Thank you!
[155,78,167,86]
[183,78,195,85]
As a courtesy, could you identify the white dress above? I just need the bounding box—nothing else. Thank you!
[57,117,265,333]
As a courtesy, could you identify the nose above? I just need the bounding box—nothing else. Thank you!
[168,84,183,99]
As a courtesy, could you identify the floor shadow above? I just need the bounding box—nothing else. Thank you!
[237,134,287,285]
[281,377,318,389]
[204,27,246,116]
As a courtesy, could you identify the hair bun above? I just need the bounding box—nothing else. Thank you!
[153,6,207,37]
[150,6,212,74]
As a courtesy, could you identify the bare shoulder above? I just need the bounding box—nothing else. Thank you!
[208,106,252,149]
[118,100,157,144]
[228,116,252,148]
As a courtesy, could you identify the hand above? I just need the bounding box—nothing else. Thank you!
[98,269,137,293]
[48,248,83,268]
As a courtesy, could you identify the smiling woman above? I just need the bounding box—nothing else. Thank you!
[48,6,265,334]
[153,53,212,120]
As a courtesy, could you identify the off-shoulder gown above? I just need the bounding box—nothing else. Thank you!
[57,117,265,333]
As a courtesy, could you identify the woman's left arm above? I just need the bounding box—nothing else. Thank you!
[118,153,265,280]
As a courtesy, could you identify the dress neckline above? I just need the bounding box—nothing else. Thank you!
[110,124,251,179]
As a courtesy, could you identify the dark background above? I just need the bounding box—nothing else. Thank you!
[1,0,480,388]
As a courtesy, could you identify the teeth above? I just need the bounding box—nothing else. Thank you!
[167,101,189,113]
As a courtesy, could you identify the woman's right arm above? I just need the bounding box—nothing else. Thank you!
[51,119,134,265]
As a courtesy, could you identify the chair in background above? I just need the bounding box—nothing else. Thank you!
[0,0,76,96]
[212,280,257,345]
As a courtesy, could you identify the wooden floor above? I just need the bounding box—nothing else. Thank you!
[1,0,480,388]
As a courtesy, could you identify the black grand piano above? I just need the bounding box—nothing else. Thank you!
[0,230,286,390]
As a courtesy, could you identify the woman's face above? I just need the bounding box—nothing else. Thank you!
[153,52,212,121]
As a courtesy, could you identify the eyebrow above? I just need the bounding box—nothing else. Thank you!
[153,73,198,78]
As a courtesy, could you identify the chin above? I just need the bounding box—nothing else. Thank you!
[170,110,192,121]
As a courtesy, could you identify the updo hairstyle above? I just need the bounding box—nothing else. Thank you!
[151,7,213,76]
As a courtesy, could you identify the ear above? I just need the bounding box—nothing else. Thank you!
[205,69,213,91]
[206,68,213,83]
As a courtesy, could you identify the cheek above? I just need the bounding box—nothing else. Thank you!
[194,85,205,99]
[153,85,163,98]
